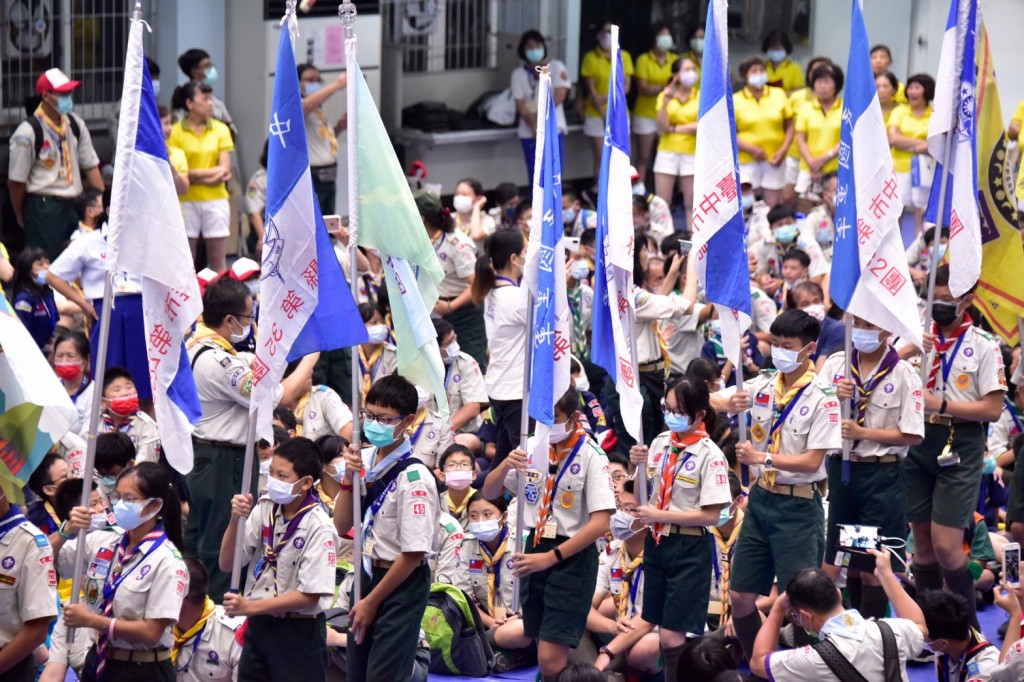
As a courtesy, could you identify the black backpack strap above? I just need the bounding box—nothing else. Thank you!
[25,114,81,158]
[67,113,81,140]
[811,638,869,682]
[363,456,424,516]
[190,344,217,371]
[875,620,901,682]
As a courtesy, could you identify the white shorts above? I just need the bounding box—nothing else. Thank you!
[785,156,801,186]
[583,115,605,138]
[897,172,932,210]
[740,160,787,191]
[795,169,818,195]
[653,151,695,177]
[182,199,231,239]
[632,115,659,135]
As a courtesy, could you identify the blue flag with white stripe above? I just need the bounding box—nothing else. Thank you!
[830,0,921,349]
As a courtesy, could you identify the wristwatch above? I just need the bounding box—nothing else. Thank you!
[764,453,774,469]
[599,646,615,658]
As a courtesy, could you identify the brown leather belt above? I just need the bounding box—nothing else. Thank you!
[757,477,821,499]
[927,414,955,426]
[109,647,171,662]
[846,454,899,463]
[371,558,394,569]
[639,360,666,373]
[666,524,706,536]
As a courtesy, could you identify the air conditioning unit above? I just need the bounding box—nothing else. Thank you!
[4,0,53,59]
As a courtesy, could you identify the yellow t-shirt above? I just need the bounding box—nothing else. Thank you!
[766,58,805,93]
[888,104,932,174]
[633,50,678,120]
[581,48,635,119]
[795,97,844,173]
[168,118,234,203]
[167,145,188,177]
[733,86,792,163]
[1012,99,1024,146]
[787,88,812,159]
[894,81,908,105]
[656,89,700,155]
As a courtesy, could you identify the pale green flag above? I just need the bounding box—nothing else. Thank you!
[353,60,449,417]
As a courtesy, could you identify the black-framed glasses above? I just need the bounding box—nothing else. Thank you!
[660,400,686,418]
[233,313,254,322]
[360,408,407,426]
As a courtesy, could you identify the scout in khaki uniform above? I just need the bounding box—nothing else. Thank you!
[708,473,748,632]
[818,317,924,619]
[435,318,490,434]
[289,383,353,442]
[483,386,615,682]
[908,266,1005,628]
[185,278,314,600]
[0,483,57,680]
[219,438,335,681]
[456,492,518,629]
[438,445,477,529]
[61,462,188,682]
[919,590,1000,682]
[629,376,732,681]
[335,375,440,681]
[407,393,455,470]
[431,511,464,584]
[717,309,841,662]
[97,367,161,463]
[170,558,242,681]
[357,302,399,402]
[588,481,660,677]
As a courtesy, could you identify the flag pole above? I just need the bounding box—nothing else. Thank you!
[339,0,363,607]
[841,316,853,484]
[734,342,748,486]
[229,416,257,591]
[919,130,956,383]
[67,273,116,644]
[624,309,647,506]
[511,293,534,615]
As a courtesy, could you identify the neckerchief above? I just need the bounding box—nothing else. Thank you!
[317,484,335,513]
[34,104,73,185]
[927,313,973,392]
[937,628,993,682]
[850,347,901,452]
[0,505,27,542]
[615,544,644,619]
[187,322,236,354]
[253,493,319,596]
[478,526,510,616]
[293,392,311,437]
[358,345,385,400]
[533,429,585,546]
[444,487,475,518]
[44,500,60,534]
[101,410,133,436]
[711,509,743,623]
[406,408,429,447]
[819,609,867,642]
[766,366,816,485]
[567,286,588,357]
[171,597,216,666]
[313,108,338,156]
[652,427,708,543]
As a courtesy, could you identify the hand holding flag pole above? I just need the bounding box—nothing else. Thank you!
[228,417,257,592]
[512,297,534,615]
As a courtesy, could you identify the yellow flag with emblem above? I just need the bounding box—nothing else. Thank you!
[975,26,1024,345]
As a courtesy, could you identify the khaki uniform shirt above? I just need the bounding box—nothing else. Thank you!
[409,408,454,470]
[987,404,1022,456]
[297,385,352,441]
[750,284,778,334]
[359,345,398,398]
[502,434,616,537]
[456,529,517,617]
[818,352,925,458]
[745,370,841,484]
[0,513,57,648]
[8,113,100,197]
[922,327,1006,405]
[643,433,733,513]
[440,488,475,530]
[359,446,440,562]
[245,168,267,216]
[437,353,489,434]
[936,634,1001,682]
[175,605,243,682]
[595,540,645,618]
[634,290,693,365]
[664,302,707,376]
[99,410,162,463]
[305,109,338,169]
[61,529,186,650]
[430,512,464,584]
[238,498,336,614]
[753,233,830,280]
[990,639,1024,682]
[434,230,477,299]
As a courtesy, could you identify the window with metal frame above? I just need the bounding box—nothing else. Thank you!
[381,0,497,74]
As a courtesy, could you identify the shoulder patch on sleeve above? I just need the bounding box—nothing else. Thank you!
[34,534,48,547]
[13,300,32,313]
[444,522,457,533]
[821,386,835,396]
[407,469,421,482]
[220,356,232,368]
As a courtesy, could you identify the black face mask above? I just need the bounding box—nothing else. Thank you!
[932,300,960,327]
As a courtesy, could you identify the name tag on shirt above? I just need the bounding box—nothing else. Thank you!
[541,520,557,539]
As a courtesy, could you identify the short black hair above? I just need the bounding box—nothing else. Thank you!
[517,29,546,62]
[668,375,716,434]
[933,264,977,294]
[918,590,971,641]
[727,472,743,500]
[767,205,795,227]
[805,57,833,85]
[183,556,209,603]
[96,432,136,472]
[102,366,135,395]
[273,437,322,481]
[145,57,160,79]
[358,301,378,324]
[456,177,484,196]
[53,477,96,521]
[906,73,936,103]
[514,198,532,221]
[738,56,766,80]
[296,62,317,80]
[74,188,103,220]
[810,63,844,93]
[170,80,213,111]
[685,356,722,384]
[770,309,821,345]
[433,317,455,344]
[761,29,793,55]
[314,434,348,467]
[786,567,841,614]
[606,450,629,470]
[679,637,735,681]
[466,489,509,514]
[259,424,292,451]
[366,374,418,416]
[202,277,250,328]
[877,70,899,91]
[782,249,811,269]
[27,453,63,500]
[177,48,210,77]
[791,280,824,303]
[273,406,298,432]
[923,226,950,246]
[493,182,520,204]
[555,664,605,682]
[554,386,581,420]
[439,444,474,470]
[869,44,892,60]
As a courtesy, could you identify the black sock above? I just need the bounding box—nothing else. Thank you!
[913,561,943,594]
[846,575,863,610]
[943,562,980,630]
[733,610,763,664]
[860,584,889,620]
[661,642,687,682]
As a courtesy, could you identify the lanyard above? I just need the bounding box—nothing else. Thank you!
[661,449,694,487]
[626,565,643,616]
[769,385,809,440]
[253,495,318,582]
[175,623,206,673]
[548,436,586,495]
[0,506,26,542]
[495,276,519,287]
[362,451,413,548]
[939,332,967,386]
[103,531,167,604]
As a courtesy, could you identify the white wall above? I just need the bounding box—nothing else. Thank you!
[810,0,913,85]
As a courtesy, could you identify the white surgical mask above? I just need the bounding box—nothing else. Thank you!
[766,48,787,63]
[445,470,473,490]
[748,72,769,89]
[259,459,271,477]
[575,373,590,393]
[89,513,109,531]
[266,477,301,505]
[771,345,806,373]
[229,318,250,344]
[679,69,699,87]
[610,511,639,540]
[443,340,460,365]
[469,519,502,542]
[549,420,573,444]
[802,304,826,322]
[656,34,674,51]
[416,385,431,409]
[851,328,883,353]
[570,260,591,281]
[452,195,473,214]
[632,181,647,196]
[366,324,389,344]
[112,498,160,532]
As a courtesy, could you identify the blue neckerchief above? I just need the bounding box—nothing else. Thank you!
[819,609,866,642]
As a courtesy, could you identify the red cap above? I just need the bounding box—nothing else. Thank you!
[37,68,81,95]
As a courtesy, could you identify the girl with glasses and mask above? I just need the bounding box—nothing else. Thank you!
[628,376,731,681]
[61,462,187,682]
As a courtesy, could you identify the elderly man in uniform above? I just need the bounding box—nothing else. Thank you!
[8,68,103,259]
[185,277,316,600]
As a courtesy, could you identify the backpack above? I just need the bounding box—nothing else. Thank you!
[811,619,901,682]
[421,583,494,677]
[26,114,82,157]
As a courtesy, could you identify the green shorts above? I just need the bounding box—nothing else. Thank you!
[824,456,907,572]
[905,422,985,529]
[521,534,598,647]
[730,484,824,597]
[1007,439,1024,525]
[642,531,712,634]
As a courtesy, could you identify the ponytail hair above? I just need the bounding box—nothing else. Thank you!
[472,229,524,304]
[119,462,184,551]
[668,375,717,435]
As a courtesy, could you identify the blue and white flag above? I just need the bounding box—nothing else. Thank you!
[691,0,751,367]
[925,0,981,298]
[251,13,366,442]
[830,0,922,349]
[592,25,642,444]
[107,14,201,474]
[523,70,570,472]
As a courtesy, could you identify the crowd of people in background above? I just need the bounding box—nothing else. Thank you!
[5,13,1024,682]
